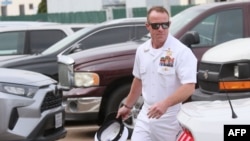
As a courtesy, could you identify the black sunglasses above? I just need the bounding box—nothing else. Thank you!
[149,22,170,30]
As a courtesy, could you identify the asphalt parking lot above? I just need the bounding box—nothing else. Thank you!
[58,121,131,141]
[58,121,99,141]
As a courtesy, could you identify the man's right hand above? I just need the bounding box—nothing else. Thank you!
[116,106,132,120]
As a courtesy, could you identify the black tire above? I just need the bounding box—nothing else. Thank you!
[105,84,132,137]
[105,84,143,138]
[106,84,131,112]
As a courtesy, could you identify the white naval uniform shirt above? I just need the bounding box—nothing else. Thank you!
[133,34,197,117]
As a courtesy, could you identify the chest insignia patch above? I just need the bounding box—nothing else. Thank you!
[159,48,174,67]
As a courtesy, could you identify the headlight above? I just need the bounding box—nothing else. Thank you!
[234,63,249,78]
[234,65,239,78]
[0,83,38,98]
[219,63,250,91]
[74,72,100,87]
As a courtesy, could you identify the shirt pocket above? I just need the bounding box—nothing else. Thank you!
[157,66,176,87]
[157,66,175,75]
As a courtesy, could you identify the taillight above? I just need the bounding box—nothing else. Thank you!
[177,128,194,141]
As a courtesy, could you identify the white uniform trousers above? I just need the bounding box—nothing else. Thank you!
[131,104,182,141]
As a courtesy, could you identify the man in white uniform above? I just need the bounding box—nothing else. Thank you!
[116,6,197,141]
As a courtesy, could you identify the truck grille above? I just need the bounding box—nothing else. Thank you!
[199,62,221,72]
[199,81,219,93]
[41,88,63,112]
[198,62,222,93]
[58,63,73,89]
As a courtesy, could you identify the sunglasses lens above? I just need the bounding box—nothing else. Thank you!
[150,22,169,30]
[162,23,169,29]
[151,23,160,29]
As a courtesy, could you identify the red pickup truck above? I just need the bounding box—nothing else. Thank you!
[58,1,250,136]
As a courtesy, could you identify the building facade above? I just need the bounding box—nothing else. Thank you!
[0,0,237,17]
[0,0,41,16]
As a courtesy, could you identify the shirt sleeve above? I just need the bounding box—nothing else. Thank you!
[132,47,141,79]
[176,47,197,84]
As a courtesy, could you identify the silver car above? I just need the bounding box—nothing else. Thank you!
[0,68,66,141]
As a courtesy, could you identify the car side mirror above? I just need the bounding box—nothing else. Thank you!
[69,43,83,54]
[179,31,200,48]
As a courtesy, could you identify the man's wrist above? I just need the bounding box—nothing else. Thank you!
[123,103,133,109]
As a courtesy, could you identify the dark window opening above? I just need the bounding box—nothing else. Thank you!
[29,4,33,10]
[1,6,7,16]
[29,30,67,54]
[19,4,25,15]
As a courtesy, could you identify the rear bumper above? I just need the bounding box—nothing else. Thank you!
[191,88,250,101]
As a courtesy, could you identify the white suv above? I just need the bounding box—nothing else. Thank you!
[0,68,66,141]
[0,23,92,61]
[0,21,59,27]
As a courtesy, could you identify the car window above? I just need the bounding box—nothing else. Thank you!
[41,26,96,55]
[0,31,25,55]
[29,30,67,54]
[214,9,243,44]
[191,15,216,46]
[191,8,243,47]
[170,7,204,35]
[135,26,148,40]
[77,26,133,50]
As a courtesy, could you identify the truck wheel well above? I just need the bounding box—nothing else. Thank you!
[97,77,133,125]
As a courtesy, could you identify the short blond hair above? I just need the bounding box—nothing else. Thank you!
[147,6,170,23]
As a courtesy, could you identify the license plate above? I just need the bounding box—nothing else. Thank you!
[55,112,63,128]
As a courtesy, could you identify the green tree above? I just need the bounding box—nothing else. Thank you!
[38,0,47,13]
